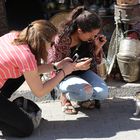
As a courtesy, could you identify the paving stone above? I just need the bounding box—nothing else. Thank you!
[1,79,140,139]
[1,98,140,140]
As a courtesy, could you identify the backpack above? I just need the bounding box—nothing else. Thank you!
[13,96,42,129]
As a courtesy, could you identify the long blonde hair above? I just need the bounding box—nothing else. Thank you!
[13,20,57,64]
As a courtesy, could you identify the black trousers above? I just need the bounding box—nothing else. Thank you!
[0,76,34,137]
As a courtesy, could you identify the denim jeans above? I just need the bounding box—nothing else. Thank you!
[58,70,109,102]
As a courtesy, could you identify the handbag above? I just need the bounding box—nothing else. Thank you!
[13,96,42,129]
[97,52,109,80]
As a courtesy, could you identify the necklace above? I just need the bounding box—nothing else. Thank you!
[71,42,81,57]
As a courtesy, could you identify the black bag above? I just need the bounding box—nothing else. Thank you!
[13,96,42,129]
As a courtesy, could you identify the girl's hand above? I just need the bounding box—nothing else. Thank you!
[55,57,73,69]
[74,58,92,71]
[94,34,107,55]
[62,61,75,75]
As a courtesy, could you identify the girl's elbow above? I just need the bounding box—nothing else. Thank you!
[32,86,51,98]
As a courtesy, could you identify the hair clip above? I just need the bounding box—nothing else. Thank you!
[26,24,33,38]
[28,24,33,28]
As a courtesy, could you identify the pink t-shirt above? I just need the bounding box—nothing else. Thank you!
[0,32,37,88]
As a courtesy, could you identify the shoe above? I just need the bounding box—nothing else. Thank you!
[61,100,77,115]
[94,99,101,109]
[78,100,95,109]
[78,100,101,109]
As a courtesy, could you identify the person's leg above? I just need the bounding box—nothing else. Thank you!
[79,70,109,100]
[58,75,94,113]
[58,75,94,102]
[0,95,34,137]
[0,76,25,99]
[60,93,78,114]
[59,71,108,111]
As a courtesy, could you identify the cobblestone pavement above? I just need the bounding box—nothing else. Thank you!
[0,97,140,140]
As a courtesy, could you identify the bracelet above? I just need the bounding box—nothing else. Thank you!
[52,63,66,77]
[56,69,66,78]
[52,63,59,72]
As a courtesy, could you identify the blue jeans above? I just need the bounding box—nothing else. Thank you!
[58,70,109,102]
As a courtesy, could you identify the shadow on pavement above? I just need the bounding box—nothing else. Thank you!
[36,98,140,139]
[1,98,140,140]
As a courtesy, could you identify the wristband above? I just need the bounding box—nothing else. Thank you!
[52,64,65,77]
[52,63,59,72]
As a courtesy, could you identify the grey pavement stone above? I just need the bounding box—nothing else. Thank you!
[1,80,140,139]
[107,80,140,97]
[0,97,140,140]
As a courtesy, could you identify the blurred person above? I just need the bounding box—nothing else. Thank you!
[0,19,76,137]
[47,6,109,114]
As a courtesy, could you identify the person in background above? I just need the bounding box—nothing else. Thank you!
[0,19,76,137]
[47,6,109,115]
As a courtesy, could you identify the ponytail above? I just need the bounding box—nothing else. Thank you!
[69,6,85,23]
[59,6,85,38]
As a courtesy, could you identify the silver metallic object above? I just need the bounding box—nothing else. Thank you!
[117,30,140,82]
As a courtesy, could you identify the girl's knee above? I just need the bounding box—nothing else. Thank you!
[77,84,93,101]
[19,120,34,137]
[83,84,93,95]
[66,84,93,101]
[11,122,34,138]
[83,84,93,100]
[23,125,34,137]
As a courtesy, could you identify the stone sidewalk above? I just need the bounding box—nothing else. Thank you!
[9,80,140,102]
[1,80,140,140]
[0,97,140,140]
